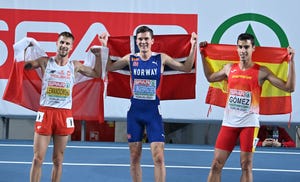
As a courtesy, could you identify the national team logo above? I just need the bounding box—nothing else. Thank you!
[132,61,139,67]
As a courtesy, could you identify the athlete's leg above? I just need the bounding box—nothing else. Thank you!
[51,135,69,182]
[30,133,51,182]
[207,126,239,182]
[240,152,253,182]
[127,103,144,182]
[239,127,258,182]
[141,104,165,182]
[129,142,143,182]
[151,142,165,182]
[207,148,231,182]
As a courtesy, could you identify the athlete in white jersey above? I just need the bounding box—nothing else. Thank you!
[201,33,295,182]
[24,32,103,182]
[40,57,75,109]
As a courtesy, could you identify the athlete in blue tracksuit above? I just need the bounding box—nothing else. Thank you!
[99,26,197,182]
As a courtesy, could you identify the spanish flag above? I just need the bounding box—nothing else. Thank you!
[106,34,196,100]
[201,43,291,115]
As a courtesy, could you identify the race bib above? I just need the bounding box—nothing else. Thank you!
[228,89,251,112]
[36,111,44,122]
[46,86,70,97]
[133,79,156,100]
[66,117,74,128]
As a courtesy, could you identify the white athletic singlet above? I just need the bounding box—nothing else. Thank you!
[40,57,75,109]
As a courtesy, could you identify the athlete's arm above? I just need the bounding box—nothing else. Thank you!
[163,32,197,72]
[98,31,130,72]
[74,47,103,78]
[23,41,48,71]
[259,46,295,92]
[24,58,47,70]
[200,41,231,82]
[24,57,48,77]
[106,54,130,72]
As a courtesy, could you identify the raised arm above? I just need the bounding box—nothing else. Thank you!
[163,32,197,72]
[23,42,48,72]
[200,41,230,82]
[74,47,103,78]
[259,46,295,92]
[98,32,130,72]
[24,57,48,70]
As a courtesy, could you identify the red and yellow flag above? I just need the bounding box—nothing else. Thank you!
[201,43,291,115]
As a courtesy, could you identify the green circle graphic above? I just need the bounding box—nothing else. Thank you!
[211,13,289,47]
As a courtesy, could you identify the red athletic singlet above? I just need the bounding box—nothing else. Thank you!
[222,63,262,127]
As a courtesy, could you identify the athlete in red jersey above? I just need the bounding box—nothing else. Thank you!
[200,33,295,182]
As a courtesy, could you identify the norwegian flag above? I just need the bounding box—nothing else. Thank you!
[106,34,196,100]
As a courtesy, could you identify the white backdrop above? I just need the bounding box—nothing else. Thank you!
[0,0,299,123]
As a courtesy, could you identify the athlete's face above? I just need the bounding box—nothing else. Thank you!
[136,32,154,53]
[56,36,73,58]
[237,40,255,63]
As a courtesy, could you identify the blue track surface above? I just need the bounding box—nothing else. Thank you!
[0,140,299,182]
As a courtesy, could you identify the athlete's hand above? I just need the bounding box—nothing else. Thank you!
[287,46,295,62]
[199,41,208,48]
[98,32,109,47]
[199,41,208,55]
[190,32,197,46]
[90,46,101,57]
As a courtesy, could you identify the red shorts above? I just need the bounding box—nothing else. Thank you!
[215,126,259,152]
[35,106,75,135]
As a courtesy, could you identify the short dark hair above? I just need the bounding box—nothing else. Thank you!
[135,26,154,38]
[59,31,74,41]
[237,33,255,46]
